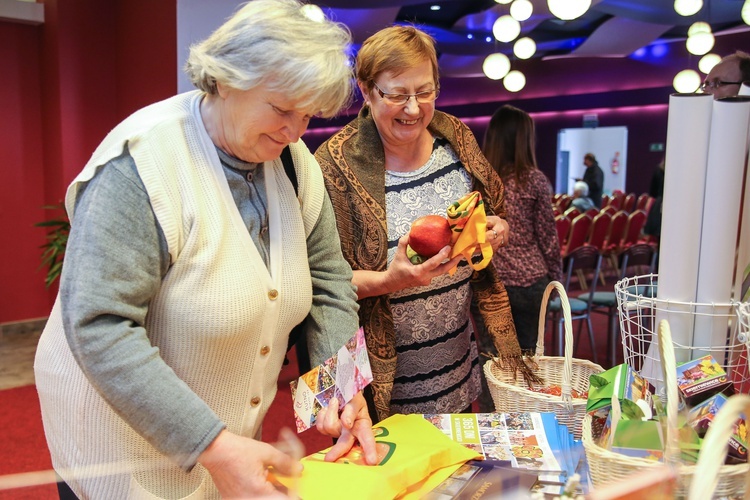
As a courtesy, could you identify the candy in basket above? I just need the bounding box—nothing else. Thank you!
[484,280,604,439]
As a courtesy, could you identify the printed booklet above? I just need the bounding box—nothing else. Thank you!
[422,412,584,497]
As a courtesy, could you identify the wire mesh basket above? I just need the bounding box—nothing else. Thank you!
[615,273,750,395]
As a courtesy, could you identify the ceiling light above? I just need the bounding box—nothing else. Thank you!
[547,0,591,21]
[674,0,702,17]
[510,0,533,22]
[743,1,750,25]
[467,33,474,39]
[486,36,493,43]
[673,69,701,93]
[503,70,526,92]
[430,5,441,10]
[483,53,511,80]
[698,53,721,74]
[687,21,711,37]
[299,3,325,23]
[494,0,512,4]
[513,37,537,59]
[493,15,521,43]
[686,31,714,55]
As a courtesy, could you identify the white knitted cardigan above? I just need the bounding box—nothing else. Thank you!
[34,91,324,499]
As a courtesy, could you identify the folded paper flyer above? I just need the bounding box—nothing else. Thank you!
[290,327,372,432]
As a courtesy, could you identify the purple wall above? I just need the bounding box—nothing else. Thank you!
[305,29,750,196]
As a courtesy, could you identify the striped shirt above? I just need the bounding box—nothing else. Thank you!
[385,137,481,414]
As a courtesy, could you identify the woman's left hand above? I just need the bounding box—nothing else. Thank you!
[486,216,509,252]
[315,392,378,465]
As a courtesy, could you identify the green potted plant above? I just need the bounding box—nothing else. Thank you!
[35,203,70,287]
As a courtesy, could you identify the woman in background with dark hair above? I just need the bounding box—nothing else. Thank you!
[482,105,562,351]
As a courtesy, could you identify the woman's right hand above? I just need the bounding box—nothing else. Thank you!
[385,234,463,291]
[199,429,302,499]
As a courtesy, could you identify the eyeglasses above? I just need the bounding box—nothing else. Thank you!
[699,80,743,92]
[372,82,439,105]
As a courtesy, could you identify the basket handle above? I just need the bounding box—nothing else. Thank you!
[536,280,574,408]
[656,320,680,464]
[687,394,750,500]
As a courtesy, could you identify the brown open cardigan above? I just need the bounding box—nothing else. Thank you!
[315,107,538,421]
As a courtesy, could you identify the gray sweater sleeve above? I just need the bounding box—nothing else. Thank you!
[61,149,224,471]
[304,191,360,367]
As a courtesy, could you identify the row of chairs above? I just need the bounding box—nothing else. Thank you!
[555,209,650,278]
[552,191,654,217]
[545,242,658,367]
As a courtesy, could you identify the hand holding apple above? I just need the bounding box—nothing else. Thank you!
[407,214,452,263]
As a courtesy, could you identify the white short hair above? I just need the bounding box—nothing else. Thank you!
[574,181,589,196]
[184,0,353,118]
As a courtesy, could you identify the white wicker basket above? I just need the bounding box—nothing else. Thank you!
[582,320,750,497]
[484,280,604,439]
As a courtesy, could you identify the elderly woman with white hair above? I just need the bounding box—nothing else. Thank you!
[34,1,375,498]
[571,180,596,212]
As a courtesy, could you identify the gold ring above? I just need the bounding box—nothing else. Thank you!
[492,229,498,240]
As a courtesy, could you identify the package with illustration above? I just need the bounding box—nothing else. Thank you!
[687,393,748,463]
[676,355,735,407]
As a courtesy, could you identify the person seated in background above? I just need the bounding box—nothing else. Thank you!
[315,25,537,421]
[576,153,604,208]
[701,50,750,99]
[571,180,596,212]
[33,1,376,499]
[482,105,563,353]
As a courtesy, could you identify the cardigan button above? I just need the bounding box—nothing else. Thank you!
[268,289,279,300]
[250,396,261,407]
[260,346,270,356]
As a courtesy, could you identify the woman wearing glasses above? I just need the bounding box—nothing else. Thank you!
[315,26,534,422]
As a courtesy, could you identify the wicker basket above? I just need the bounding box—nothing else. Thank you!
[582,320,750,498]
[484,280,604,439]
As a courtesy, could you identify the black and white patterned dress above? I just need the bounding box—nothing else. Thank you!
[385,137,481,415]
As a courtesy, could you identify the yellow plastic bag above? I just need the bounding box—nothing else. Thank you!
[446,191,493,275]
[277,414,480,500]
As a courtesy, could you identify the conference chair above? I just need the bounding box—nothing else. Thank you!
[563,206,581,219]
[620,209,648,250]
[577,243,657,367]
[635,193,652,212]
[562,213,592,258]
[546,245,603,364]
[622,192,636,213]
[555,215,571,250]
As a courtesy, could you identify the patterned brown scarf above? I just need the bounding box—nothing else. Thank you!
[314,107,539,421]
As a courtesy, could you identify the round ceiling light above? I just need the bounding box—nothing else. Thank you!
[483,53,511,80]
[504,70,526,92]
[510,0,533,22]
[698,53,721,74]
[674,0,703,17]
[513,37,537,59]
[673,69,701,93]
[299,3,325,22]
[687,21,711,37]
[494,0,513,4]
[686,31,714,55]
[547,0,592,21]
[743,1,750,25]
[493,15,521,43]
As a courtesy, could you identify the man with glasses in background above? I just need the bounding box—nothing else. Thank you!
[701,50,750,99]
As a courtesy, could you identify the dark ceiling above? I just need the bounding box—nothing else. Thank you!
[314,0,747,77]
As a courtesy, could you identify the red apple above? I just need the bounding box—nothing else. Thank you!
[408,214,452,258]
